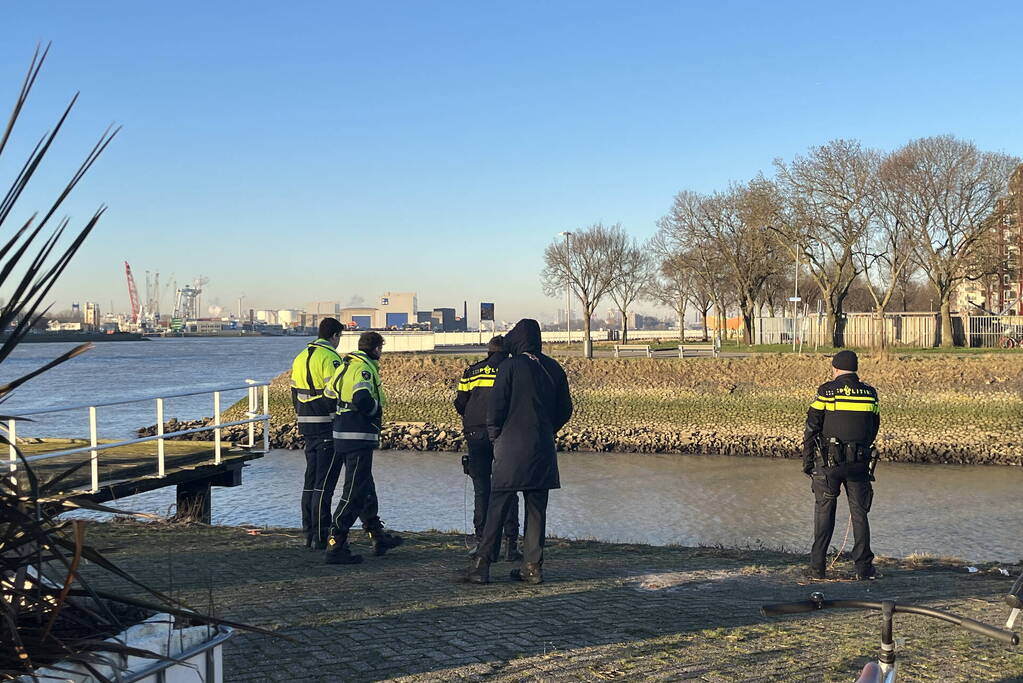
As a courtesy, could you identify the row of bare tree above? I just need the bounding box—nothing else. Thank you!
[542,136,1020,356]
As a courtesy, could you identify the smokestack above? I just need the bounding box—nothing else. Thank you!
[463,300,467,324]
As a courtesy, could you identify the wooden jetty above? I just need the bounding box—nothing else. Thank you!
[13,439,265,522]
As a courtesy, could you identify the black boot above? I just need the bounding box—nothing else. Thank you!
[502,537,523,562]
[324,536,363,565]
[367,529,404,556]
[509,562,543,585]
[463,556,491,584]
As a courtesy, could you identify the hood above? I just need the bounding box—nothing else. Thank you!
[504,319,542,355]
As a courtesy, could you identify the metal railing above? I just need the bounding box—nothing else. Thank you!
[6,379,271,493]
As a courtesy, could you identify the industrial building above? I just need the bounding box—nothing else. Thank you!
[430,307,467,332]
[306,302,341,316]
[339,307,379,330]
[378,292,417,328]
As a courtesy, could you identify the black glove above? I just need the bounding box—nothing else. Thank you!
[803,464,814,478]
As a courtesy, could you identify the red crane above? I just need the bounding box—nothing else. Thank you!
[124,261,140,324]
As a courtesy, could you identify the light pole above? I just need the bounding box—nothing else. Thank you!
[559,231,573,345]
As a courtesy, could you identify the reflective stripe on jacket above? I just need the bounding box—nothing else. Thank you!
[453,352,507,433]
[290,339,343,428]
[801,373,880,469]
[324,350,386,446]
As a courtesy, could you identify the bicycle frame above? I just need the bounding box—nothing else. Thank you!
[1005,571,1023,629]
[761,591,1017,682]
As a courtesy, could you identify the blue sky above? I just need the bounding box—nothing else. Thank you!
[3,1,1021,323]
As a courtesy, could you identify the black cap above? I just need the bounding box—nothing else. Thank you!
[832,350,858,372]
[487,335,504,353]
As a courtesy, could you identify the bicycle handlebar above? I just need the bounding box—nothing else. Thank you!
[760,597,1019,646]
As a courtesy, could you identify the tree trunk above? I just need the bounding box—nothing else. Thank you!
[583,308,594,359]
[700,308,709,341]
[741,299,755,346]
[619,307,628,344]
[823,298,844,348]
[939,297,953,348]
[873,307,886,350]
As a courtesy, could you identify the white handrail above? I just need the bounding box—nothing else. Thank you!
[7,379,272,493]
[21,417,272,463]
[8,380,272,416]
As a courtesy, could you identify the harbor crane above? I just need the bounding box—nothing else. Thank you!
[124,261,141,325]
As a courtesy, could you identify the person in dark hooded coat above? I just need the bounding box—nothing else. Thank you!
[464,318,572,585]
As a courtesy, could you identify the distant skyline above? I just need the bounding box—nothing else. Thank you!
[3,1,1022,324]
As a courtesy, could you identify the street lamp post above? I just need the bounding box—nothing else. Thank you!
[560,231,573,346]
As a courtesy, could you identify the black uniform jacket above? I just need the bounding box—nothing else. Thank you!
[487,319,573,492]
[453,352,508,434]
[801,372,880,473]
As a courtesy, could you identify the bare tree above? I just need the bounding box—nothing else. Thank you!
[854,153,919,347]
[658,183,780,345]
[609,237,655,343]
[773,140,879,346]
[654,194,730,343]
[645,253,691,341]
[542,222,624,358]
[885,136,1019,346]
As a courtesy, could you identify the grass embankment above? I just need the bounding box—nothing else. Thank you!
[223,353,1022,465]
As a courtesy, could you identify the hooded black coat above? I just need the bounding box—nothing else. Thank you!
[487,319,573,492]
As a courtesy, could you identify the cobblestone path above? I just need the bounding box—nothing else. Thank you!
[84,524,1023,681]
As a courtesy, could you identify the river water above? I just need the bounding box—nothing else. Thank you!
[0,337,301,438]
[4,338,1021,562]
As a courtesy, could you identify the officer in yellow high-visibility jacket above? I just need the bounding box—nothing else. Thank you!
[322,331,403,564]
[290,318,344,549]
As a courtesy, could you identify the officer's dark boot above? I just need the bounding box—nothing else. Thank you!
[502,536,523,562]
[465,556,491,584]
[324,535,363,565]
[367,529,404,557]
[509,562,543,585]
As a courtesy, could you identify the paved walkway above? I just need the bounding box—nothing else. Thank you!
[84,524,1023,681]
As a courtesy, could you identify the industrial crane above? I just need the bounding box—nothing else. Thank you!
[124,261,141,325]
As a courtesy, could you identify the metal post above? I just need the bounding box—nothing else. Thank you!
[247,381,256,448]
[261,384,270,452]
[213,391,222,465]
[8,419,16,485]
[89,406,99,492]
[560,231,573,346]
[792,246,799,352]
[156,398,165,477]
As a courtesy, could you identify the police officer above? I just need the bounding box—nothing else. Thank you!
[802,350,880,580]
[322,331,403,565]
[290,318,344,549]
[454,335,522,562]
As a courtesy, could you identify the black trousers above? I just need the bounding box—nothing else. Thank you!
[479,489,548,566]
[328,445,382,541]
[466,434,519,540]
[301,429,337,542]
[810,463,874,573]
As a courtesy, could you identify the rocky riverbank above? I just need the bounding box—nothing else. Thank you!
[139,352,1023,465]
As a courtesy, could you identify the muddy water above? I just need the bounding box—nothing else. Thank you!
[87,450,1023,563]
